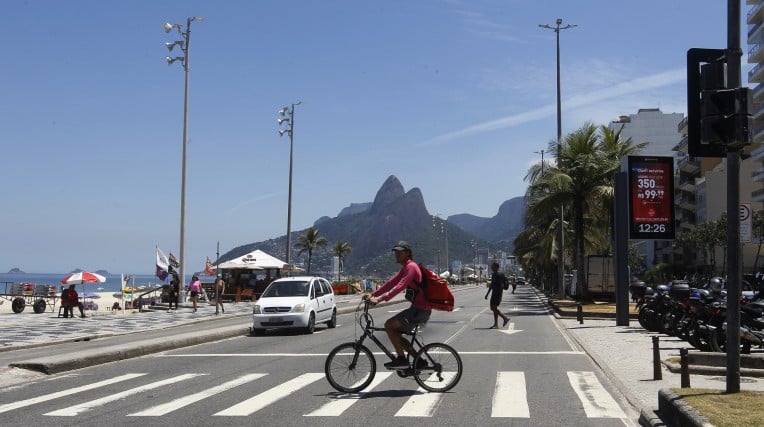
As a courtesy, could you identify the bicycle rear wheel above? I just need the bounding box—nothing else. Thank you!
[325,342,376,393]
[412,343,462,392]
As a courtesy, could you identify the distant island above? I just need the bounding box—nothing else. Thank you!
[7,268,25,274]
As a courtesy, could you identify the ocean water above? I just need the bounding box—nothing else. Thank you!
[0,272,217,293]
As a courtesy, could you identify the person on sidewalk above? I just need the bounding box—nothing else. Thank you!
[62,284,86,318]
[215,276,226,313]
[168,273,180,311]
[485,262,510,329]
[189,275,202,313]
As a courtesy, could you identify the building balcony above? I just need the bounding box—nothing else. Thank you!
[749,0,759,6]
[755,83,764,104]
[755,101,764,121]
[677,155,700,174]
[678,179,696,192]
[748,2,764,25]
[751,61,764,83]
[750,43,764,63]
[750,20,764,43]
[753,187,764,203]
[751,144,764,161]
[753,168,764,182]
[673,135,689,151]
[677,116,688,133]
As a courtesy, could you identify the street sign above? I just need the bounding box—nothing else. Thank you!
[627,156,676,240]
[740,202,751,243]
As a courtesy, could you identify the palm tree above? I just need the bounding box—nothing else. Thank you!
[525,123,646,300]
[294,227,328,274]
[332,241,352,282]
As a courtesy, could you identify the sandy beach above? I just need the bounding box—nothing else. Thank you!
[0,290,164,316]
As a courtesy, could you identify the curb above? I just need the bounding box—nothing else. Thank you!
[657,389,714,427]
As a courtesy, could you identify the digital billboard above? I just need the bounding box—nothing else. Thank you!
[627,156,675,240]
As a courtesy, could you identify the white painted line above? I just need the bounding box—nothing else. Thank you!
[160,350,584,357]
[498,322,523,335]
[395,372,456,417]
[214,373,324,416]
[45,374,200,416]
[304,372,392,416]
[128,373,267,416]
[567,371,626,419]
[444,307,488,345]
[492,371,529,418]
[0,373,147,414]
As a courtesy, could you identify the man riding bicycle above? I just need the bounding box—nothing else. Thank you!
[368,241,432,369]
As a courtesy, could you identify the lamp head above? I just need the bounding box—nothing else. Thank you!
[556,18,563,25]
[277,118,290,125]
[278,107,288,116]
[190,16,204,22]
[279,129,289,137]
[165,41,183,52]
[166,56,184,66]
[163,22,176,33]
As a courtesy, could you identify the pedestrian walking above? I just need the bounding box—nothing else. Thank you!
[485,262,509,329]
[168,273,180,310]
[215,276,226,313]
[189,275,202,313]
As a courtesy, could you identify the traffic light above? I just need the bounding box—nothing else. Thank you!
[687,48,752,157]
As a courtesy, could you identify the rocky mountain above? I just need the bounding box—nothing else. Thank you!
[219,175,522,276]
[7,267,25,274]
[448,197,526,246]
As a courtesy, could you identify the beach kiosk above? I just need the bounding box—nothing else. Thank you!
[217,250,289,301]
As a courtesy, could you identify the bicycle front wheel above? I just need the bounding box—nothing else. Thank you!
[412,343,462,392]
[325,342,376,393]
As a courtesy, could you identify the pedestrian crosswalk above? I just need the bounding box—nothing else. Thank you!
[0,370,628,421]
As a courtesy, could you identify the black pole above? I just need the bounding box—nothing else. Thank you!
[215,241,220,315]
[725,0,741,394]
[614,171,630,326]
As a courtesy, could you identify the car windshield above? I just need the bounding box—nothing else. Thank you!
[261,281,309,298]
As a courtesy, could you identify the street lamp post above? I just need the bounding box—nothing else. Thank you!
[539,18,575,299]
[278,102,302,266]
[164,16,203,295]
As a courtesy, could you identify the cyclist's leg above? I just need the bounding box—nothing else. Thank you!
[384,316,407,358]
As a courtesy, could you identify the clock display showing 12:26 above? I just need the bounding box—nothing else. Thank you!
[627,156,675,240]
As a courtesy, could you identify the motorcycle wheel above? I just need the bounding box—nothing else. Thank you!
[638,307,651,330]
[709,325,727,353]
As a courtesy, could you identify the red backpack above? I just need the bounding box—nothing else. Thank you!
[416,263,455,311]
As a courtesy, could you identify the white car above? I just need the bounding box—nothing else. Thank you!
[252,276,336,335]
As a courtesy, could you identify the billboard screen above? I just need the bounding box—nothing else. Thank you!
[627,156,675,240]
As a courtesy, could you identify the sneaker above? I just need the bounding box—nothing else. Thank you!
[384,357,409,369]
[503,318,510,327]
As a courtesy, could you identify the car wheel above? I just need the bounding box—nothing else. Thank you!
[327,309,337,328]
[305,312,315,334]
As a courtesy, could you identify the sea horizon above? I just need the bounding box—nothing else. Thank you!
[0,272,217,293]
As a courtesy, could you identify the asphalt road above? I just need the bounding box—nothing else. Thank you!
[0,287,640,426]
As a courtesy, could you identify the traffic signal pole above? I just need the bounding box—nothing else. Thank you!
[725,0,741,394]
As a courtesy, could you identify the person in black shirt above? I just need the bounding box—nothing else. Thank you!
[485,262,510,329]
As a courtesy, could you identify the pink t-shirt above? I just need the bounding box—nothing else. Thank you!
[189,280,202,293]
[372,259,431,310]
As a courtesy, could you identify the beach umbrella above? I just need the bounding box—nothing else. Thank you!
[60,271,106,285]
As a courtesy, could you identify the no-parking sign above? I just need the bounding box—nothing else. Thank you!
[740,202,752,243]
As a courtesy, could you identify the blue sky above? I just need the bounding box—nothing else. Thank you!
[0,0,742,274]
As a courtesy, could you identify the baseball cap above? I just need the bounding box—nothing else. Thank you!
[391,240,412,252]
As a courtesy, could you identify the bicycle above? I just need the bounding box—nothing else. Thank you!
[324,296,462,393]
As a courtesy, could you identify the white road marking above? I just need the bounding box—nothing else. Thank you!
[160,350,584,357]
[128,373,267,416]
[213,373,324,416]
[567,371,627,419]
[0,373,147,414]
[492,371,530,418]
[498,322,523,335]
[444,307,488,345]
[395,372,457,417]
[44,374,200,416]
[304,372,393,416]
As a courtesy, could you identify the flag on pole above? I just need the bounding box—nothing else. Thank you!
[156,247,169,281]
[169,252,180,269]
[205,257,216,276]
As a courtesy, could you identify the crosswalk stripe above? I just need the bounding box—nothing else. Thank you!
[567,371,626,419]
[395,372,457,417]
[304,372,393,417]
[491,371,530,418]
[213,372,324,416]
[127,373,267,416]
[0,373,147,414]
[44,374,200,416]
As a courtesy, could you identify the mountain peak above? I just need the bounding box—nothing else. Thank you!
[371,175,405,213]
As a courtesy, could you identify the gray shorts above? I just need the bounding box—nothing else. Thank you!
[393,307,432,333]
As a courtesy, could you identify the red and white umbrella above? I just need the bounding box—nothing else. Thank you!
[61,271,106,285]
